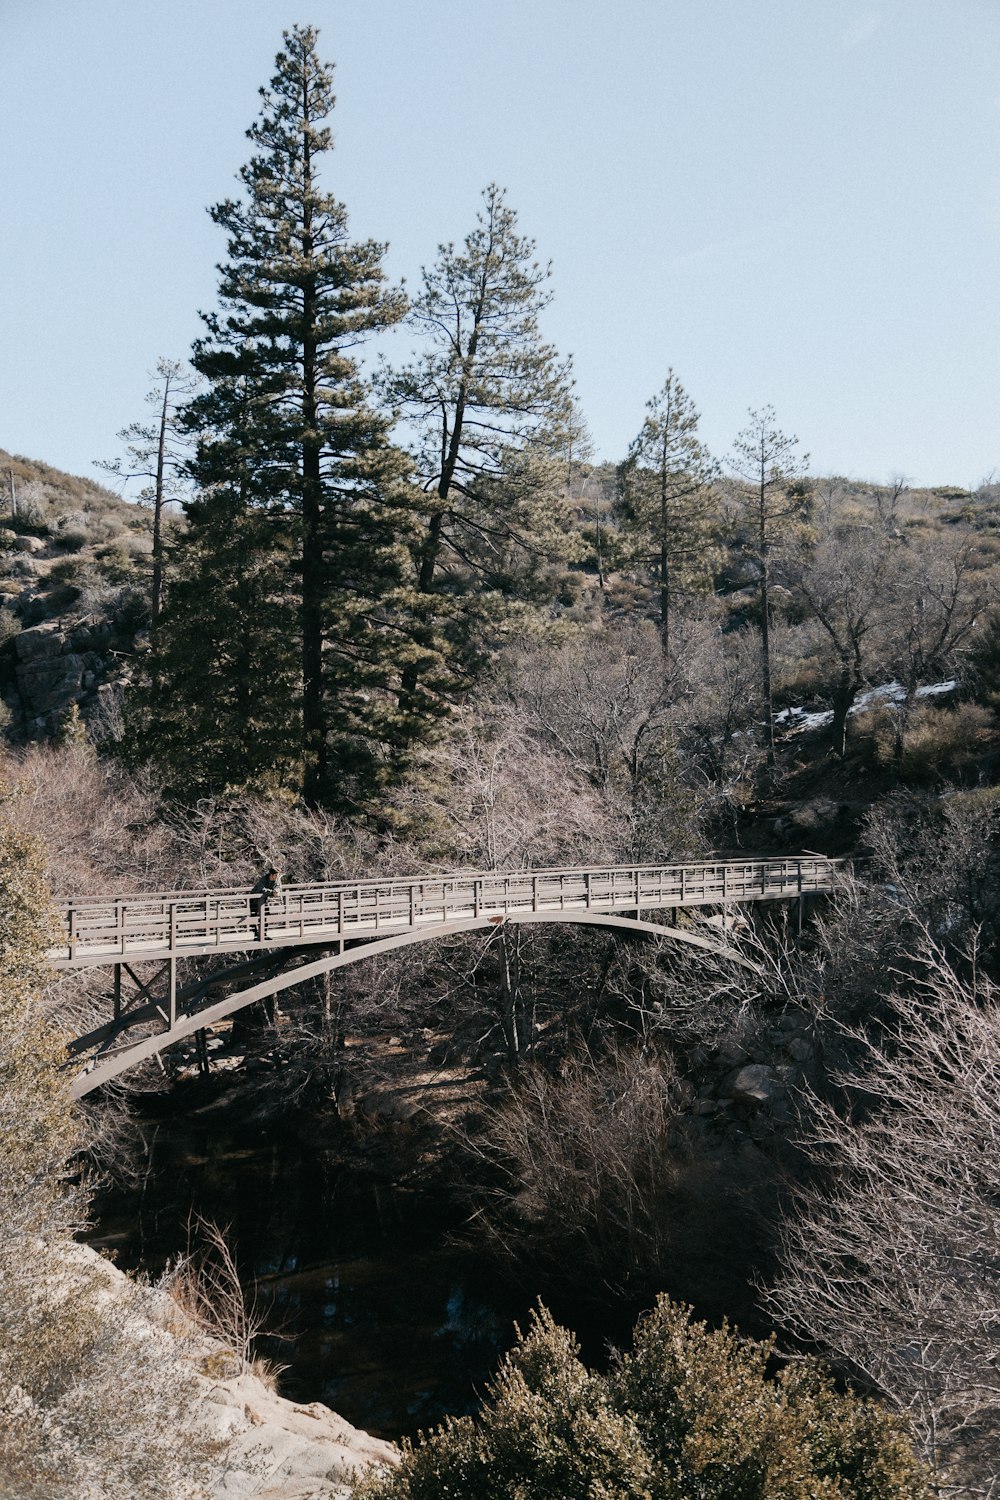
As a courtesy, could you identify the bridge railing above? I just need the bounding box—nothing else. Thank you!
[51,857,843,967]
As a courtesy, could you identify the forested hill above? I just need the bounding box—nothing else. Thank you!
[3,440,1000,855]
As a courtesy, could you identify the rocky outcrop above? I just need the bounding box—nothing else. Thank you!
[68,1242,398,1499]
[1,613,132,737]
[194,1371,396,1499]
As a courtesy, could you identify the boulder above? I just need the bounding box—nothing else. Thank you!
[13,534,46,554]
[14,624,65,662]
[731,1064,780,1107]
[69,617,113,652]
[16,652,84,715]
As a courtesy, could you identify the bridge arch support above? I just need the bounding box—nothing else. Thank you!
[68,910,755,1098]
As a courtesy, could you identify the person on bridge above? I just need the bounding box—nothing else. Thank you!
[251,862,283,934]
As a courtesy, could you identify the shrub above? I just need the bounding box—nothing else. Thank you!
[896,701,992,781]
[967,606,1000,712]
[109,583,151,636]
[354,1299,931,1499]
[0,607,20,650]
[0,774,223,1497]
[94,540,134,583]
[46,555,88,588]
[852,700,993,781]
[55,526,89,553]
[461,1046,777,1318]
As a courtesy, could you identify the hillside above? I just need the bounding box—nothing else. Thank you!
[0,448,163,739]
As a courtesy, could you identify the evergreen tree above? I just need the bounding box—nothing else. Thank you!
[617,370,718,659]
[730,406,810,764]
[145,26,419,806]
[131,485,301,796]
[385,185,578,717]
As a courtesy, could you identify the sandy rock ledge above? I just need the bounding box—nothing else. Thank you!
[72,1242,399,1499]
[193,1366,398,1500]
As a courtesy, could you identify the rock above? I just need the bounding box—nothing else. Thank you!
[69,617,113,652]
[14,624,65,662]
[787,1037,813,1064]
[16,652,84,716]
[60,1242,397,1499]
[13,533,46,554]
[197,1373,397,1498]
[790,798,840,835]
[731,1064,780,1107]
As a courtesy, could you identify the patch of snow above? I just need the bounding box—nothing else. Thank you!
[775,681,957,737]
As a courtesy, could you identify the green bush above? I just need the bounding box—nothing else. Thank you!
[968,607,1000,712]
[46,555,88,588]
[355,1299,930,1500]
[94,540,134,583]
[55,526,88,552]
[851,700,994,781]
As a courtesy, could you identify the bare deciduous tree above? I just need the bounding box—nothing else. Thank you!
[765,943,1000,1494]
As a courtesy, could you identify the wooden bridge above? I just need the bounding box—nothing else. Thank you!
[56,856,842,1097]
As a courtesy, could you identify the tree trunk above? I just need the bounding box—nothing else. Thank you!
[760,559,776,766]
[831,662,854,759]
[151,376,170,629]
[659,454,670,659]
[299,88,326,805]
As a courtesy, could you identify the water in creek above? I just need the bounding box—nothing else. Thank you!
[86,1103,529,1441]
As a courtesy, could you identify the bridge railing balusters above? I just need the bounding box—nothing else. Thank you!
[52,857,844,965]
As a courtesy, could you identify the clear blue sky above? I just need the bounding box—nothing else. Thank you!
[2,0,998,487]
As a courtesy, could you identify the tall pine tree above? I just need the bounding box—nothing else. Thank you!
[731,407,810,765]
[385,185,578,719]
[617,371,718,660]
[139,26,421,806]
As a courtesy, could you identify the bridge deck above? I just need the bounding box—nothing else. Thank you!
[52,857,841,969]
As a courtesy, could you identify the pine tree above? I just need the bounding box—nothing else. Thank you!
[130,485,302,796]
[146,26,418,806]
[385,185,578,717]
[731,407,810,764]
[617,371,719,659]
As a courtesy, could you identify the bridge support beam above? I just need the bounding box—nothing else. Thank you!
[69,910,756,1099]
